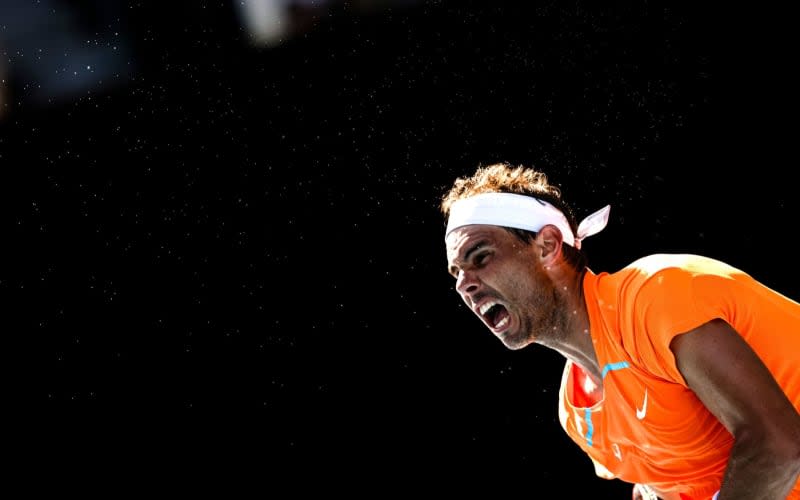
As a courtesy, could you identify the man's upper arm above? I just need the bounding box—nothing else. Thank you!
[670,318,799,454]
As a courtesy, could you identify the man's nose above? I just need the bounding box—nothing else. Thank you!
[456,269,480,296]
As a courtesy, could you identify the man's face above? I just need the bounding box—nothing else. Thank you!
[445,224,556,350]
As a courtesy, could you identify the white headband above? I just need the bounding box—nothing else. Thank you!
[445,192,611,250]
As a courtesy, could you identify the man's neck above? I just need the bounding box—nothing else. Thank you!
[539,269,602,382]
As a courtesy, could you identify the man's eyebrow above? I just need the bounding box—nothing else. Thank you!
[463,240,486,263]
[449,239,487,276]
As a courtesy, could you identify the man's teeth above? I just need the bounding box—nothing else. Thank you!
[479,301,497,315]
[495,317,509,329]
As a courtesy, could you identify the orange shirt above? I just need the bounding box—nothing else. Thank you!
[558,254,800,500]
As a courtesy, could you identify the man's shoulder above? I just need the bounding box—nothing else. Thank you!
[592,254,745,306]
[606,254,747,302]
[623,253,737,277]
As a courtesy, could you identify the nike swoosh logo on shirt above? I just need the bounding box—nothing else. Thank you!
[636,389,648,420]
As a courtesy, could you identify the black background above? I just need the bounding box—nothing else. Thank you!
[3,0,798,495]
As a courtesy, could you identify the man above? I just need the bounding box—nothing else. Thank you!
[441,162,800,499]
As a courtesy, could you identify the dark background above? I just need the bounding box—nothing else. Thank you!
[3,0,797,495]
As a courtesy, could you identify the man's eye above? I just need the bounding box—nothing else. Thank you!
[474,253,489,266]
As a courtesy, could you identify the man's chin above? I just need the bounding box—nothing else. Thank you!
[497,330,528,350]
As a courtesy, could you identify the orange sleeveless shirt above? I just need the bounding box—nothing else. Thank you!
[558,254,800,500]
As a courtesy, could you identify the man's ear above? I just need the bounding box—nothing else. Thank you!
[538,224,564,264]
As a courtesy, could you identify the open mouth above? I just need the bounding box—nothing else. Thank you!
[479,302,510,331]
